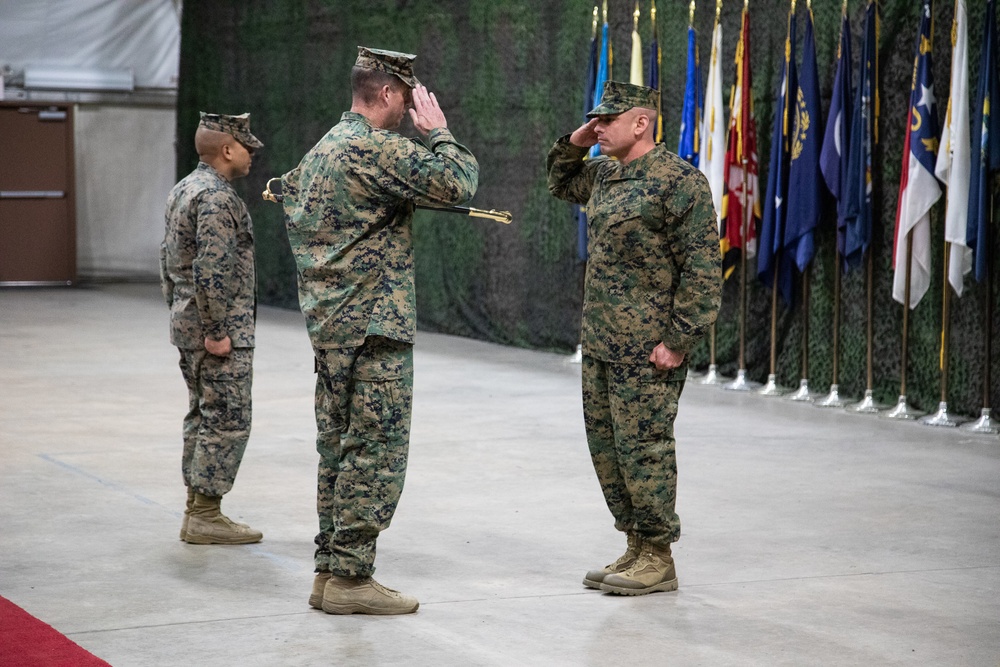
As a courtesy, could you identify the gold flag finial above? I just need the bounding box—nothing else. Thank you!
[592,5,599,37]
[689,0,696,25]
[842,0,848,14]
[791,0,796,12]
[602,0,608,24]
[716,0,722,19]
[634,1,640,30]
[651,0,657,26]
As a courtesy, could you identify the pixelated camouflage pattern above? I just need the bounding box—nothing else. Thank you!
[547,137,722,365]
[587,81,660,118]
[313,337,413,577]
[198,111,264,149]
[161,162,256,349]
[355,47,421,88]
[582,355,682,547]
[280,111,478,349]
[178,348,253,497]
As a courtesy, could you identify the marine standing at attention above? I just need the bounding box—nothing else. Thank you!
[547,81,722,595]
[160,112,264,545]
[280,47,479,615]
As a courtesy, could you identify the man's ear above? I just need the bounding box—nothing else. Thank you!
[634,113,649,136]
[379,84,392,106]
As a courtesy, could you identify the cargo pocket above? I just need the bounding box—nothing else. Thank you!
[637,364,681,442]
[201,349,252,431]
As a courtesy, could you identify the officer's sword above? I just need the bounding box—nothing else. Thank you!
[262,177,512,224]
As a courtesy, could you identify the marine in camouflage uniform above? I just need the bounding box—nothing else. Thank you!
[280,47,478,614]
[547,82,722,595]
[160,112,264,545]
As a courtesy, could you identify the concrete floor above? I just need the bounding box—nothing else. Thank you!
[1,283,998,667]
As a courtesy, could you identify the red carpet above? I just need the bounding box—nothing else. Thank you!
[0,596,111,666]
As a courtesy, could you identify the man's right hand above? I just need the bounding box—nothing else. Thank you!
[409,85,447,136]
[205,335,232,357]
[569,118,600,148]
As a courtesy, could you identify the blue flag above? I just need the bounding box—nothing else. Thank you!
[577,28,599,262]
[842,1,878,271]
[820,10,853,264]
[678,26,701,165]
[785,6,822,273]
[589,20,610,159]
[758,7,796,305]
[968,0,1000,282]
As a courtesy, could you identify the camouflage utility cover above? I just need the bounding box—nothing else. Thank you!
[198,112,264,149]
[280,112,478,349]
[354,46,421,88]
[547,137,722,365]
[587,81,660,118]
[160,162,256,349]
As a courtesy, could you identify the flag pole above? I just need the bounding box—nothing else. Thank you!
[758,264,786,395]
[725,154,757,391]
[884,234,926,418]
[788,266,815,400]
[849,0,884,414]
[816,0,850,409]
[816,247,847,406]
[698,0,727,386]
[726,0,759,391]
[964,187,998,433]
[921,237,965,425]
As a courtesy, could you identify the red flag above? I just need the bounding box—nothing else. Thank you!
[720,7,760,280]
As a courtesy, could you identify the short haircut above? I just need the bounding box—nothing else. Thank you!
[194,127,234,159]
[351,66,406,105]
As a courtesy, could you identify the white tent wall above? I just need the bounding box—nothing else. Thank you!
[1,0,180,282]
[75,105,176,280]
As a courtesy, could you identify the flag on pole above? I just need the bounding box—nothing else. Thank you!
[785,3,822,273]
[678,19,701,166]
[699,15,725,231]
[892,1,941,309]
[720,6,760,280]
[758,4,796,305]
[820,6,853,265]
[842,0,879,271]
[648,1,662,142]
[590,3,611,159]
[631,2,644,85]
[935,0,971,296]
[968,0,1000,283]
[576,6,600,262]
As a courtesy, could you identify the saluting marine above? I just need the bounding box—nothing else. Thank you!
[279,46,479,615]
[548,81,722,595]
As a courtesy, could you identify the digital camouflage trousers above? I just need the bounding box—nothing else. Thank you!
[581,355,685,548]
[313,336,413,577]
[178,347,253,497]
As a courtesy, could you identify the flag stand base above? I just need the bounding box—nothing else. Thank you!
[918,402,966,427]
[815,384,849,408]
[848,389,885,414]
[724,369,760,392]
[962,408,1000,434]
[698,364,730,385]
[881,395,926,420]
[757,374,788,397]
[786,378,816,402]
[567,344,582,364]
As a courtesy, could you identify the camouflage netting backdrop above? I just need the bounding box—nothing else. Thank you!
[178,0,1000,419]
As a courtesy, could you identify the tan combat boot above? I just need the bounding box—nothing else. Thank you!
[600,543,677,595]
[321,575,419,615]
[179,487,195,540]
[182,492,263,545]
[583,530,643,589]
[309,571,332,610]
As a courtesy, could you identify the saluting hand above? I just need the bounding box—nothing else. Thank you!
[409,85,447,136]
[569,118,600,148]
